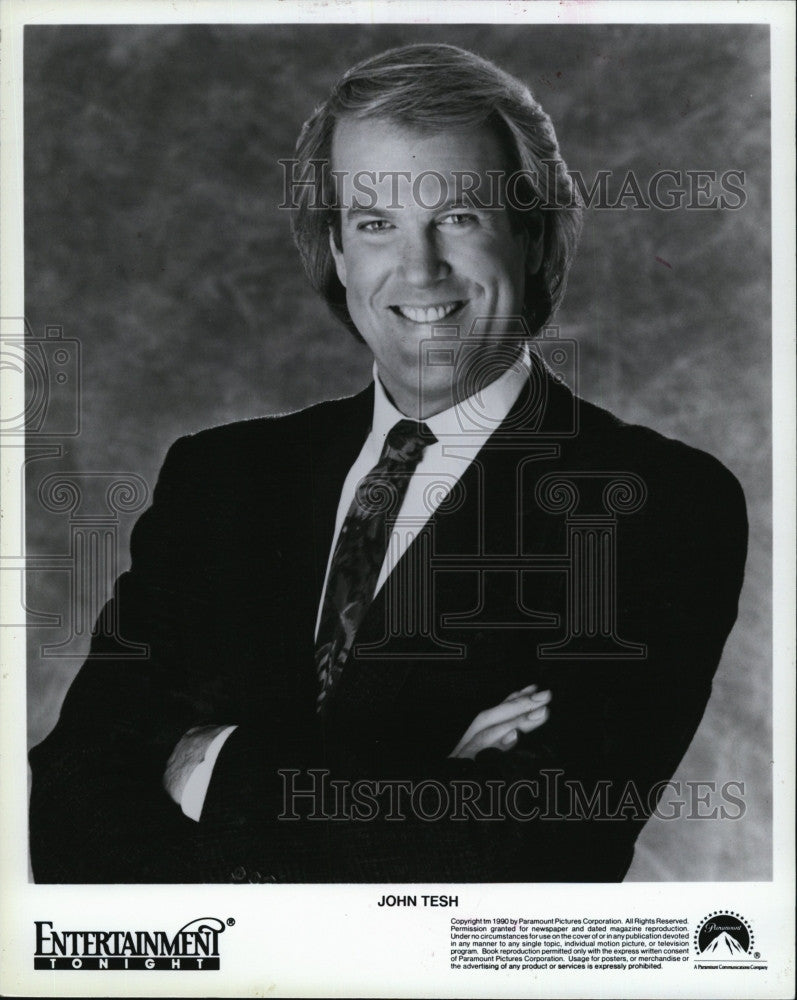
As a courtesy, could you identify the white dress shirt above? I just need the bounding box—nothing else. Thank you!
[180,345,531,820]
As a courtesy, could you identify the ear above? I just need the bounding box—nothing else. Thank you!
[525,212,545,276]
[328,226,347,287]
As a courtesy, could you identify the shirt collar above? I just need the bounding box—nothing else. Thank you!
[371,342,531,447]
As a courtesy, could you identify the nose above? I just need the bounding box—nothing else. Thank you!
[399,227,451,287]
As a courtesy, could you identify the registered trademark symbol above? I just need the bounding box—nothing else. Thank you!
[754,951,760,958]
[227,918,235,926]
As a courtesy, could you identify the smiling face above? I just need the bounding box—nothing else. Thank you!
[328,117,542,418]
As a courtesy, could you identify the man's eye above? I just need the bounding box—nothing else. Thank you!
[438,212,476,226]
[357,219,394,232]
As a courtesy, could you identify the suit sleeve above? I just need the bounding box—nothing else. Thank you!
[28,435,226,882]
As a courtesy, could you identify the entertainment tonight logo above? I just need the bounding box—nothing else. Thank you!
[34,916,231,971]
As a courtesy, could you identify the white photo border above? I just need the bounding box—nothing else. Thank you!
[1,2,794,998]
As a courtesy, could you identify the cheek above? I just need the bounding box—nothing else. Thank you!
[491,235,528,303]
[341,250,386,306]
[458,241,526,302]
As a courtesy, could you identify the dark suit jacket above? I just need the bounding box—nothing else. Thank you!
[29,363,747,883]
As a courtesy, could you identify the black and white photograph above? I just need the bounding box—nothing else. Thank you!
[1,1,794,997]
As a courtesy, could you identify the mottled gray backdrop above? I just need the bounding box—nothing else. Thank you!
[24,23,771,880]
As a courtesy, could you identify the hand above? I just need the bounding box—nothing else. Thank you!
[163,725,231,805]
[448,684,552,760]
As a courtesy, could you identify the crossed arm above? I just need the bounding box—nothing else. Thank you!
[163,685,553,816]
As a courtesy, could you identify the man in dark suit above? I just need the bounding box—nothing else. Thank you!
[29,43,747,884]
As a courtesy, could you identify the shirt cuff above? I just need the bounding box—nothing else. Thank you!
[180,725,238,822]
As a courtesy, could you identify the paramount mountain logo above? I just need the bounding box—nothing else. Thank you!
[701,931,747,956]
[694,912,757,960]
[34,916,232,970]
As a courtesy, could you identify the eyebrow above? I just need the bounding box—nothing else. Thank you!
[344,199,490,222]
[441,199,485,211]
[345,205,393,220]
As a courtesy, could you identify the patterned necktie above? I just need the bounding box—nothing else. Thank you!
[315,418,437,713]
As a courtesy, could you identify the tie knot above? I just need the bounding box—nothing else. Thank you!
[383,419,437,465]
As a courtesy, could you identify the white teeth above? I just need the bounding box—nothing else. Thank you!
[395,302,461,323]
